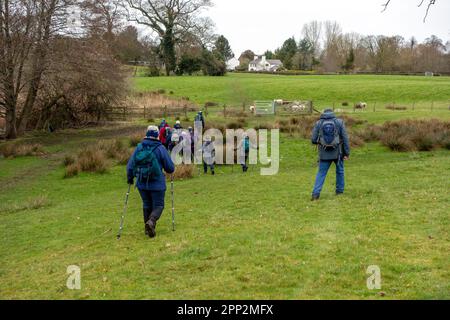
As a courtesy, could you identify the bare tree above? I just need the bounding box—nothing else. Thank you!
[382,0,437,22]
[123,0,213,75]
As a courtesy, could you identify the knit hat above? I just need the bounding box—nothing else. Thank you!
[146,125,159,139]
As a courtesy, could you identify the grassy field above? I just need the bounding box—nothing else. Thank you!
[134,73,450,108]
[0,74,449,299]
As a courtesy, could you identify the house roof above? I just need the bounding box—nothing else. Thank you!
[267,59,282,66]
[249,58,283,66]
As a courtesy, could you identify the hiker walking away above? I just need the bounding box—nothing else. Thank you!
[237,134,256,172]
[195,111,205,129]
[174,120,183,132]
[127,126,175,238]
[202,136,215,175]
[311,109,350,201]
[159,119,167,131]
[188,127,195,162]
[168,133,180,152]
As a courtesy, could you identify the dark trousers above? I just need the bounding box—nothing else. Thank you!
[240,152,249,172]
[203,161,214,173]
[138,189,166,222]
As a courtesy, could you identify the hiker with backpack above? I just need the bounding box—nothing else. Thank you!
[237,134,256,172]
[311,109,350,201]
[202,136,215,175]
[127,126,175,238]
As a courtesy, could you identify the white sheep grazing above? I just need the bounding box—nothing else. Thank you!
[249,105,256,113]
[292,104,306,112]
[335,108,344,113]
[274,99,283,104]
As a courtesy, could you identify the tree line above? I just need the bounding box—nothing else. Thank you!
[239,21,450,74]
[0,0,231,139]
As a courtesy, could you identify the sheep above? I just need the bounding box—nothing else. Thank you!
[274,99,283,105]
[249,105,256,113]
[291,104,306,112]
[355,102,367,110]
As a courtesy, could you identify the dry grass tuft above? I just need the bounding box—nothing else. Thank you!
[171,165,195,180]
[0,143,45,158]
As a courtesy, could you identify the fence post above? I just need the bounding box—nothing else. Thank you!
[242,102,245,112]
[223,105,227,118]
[333,102,335,112]
[144,106,146,119]
[184,106,187,119]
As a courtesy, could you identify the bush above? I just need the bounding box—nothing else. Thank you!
[0,143,45,158]
[63,155,76,167]
[64,163,80,178]
[205,102,218,107]
[362,119,450,152]
[171,165,195,180]
[342,101,349,106]
[386,105,408,111]
[129,133,143,147]
[77,147,109,173]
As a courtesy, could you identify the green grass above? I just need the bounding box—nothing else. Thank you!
[0,74,449,299]
[134,73,450,108]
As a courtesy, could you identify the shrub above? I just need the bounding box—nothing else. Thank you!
[171,165,195,180]
[129,133,143,147]
[342,101,349,106]
[77,147,109,173]
[0,143,45,158]
[376,119,450,152]
[205,101,218,107]
[63,155,76,167]
[64,163,80,178]
[386,105,407,111]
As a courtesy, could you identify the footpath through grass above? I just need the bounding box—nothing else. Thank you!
[0,115,449,299]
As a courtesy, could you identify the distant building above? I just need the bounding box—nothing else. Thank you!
[226,58,240,71]
[248,55,283,72]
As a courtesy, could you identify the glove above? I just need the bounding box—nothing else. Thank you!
[127,177,134,185]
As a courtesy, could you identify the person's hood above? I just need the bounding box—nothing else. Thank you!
[320,111,337,120]
[142,138,162,147]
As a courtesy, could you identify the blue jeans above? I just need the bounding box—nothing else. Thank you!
[138,189,166,220]
[312,159,345,196]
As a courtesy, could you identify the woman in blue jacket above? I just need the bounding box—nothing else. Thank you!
[127,126,175,238]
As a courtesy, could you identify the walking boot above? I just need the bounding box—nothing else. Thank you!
[144,208,152,236]
[311,194,320,201]
[146,217,157,238]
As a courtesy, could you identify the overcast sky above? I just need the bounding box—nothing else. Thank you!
[206,0,450,56]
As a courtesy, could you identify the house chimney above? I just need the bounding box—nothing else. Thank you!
[262,55,266,63]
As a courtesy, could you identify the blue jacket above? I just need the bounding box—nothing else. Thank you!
[311,111,350,161]
[127,139,175,191]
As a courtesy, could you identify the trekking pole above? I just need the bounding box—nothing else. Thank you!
[171,174,175,232]
[117,184,132,240]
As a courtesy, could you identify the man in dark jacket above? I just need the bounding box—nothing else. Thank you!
[127,126,175,238]
[311,109,350,201]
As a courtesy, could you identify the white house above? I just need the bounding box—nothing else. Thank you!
[248,55,283,72]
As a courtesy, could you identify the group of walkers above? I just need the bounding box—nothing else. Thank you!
[126,108,350,239]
